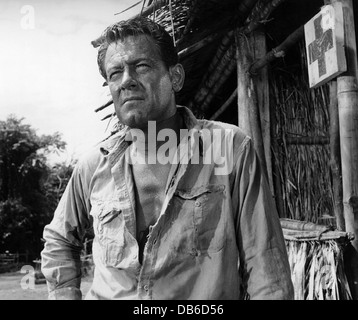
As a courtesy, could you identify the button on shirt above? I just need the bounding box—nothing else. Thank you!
[41,106,294,300]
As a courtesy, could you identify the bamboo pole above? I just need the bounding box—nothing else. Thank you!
[338,76,358,299]
[331,0,358,300]
[101,113,115,121]
[95,99,113,113]
[328,80,345,231]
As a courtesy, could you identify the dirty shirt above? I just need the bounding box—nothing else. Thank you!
[41,106,294,300]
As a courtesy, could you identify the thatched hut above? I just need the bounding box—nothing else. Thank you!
[92,0,358,300]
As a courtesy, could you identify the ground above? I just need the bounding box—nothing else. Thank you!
[0,270,93,300]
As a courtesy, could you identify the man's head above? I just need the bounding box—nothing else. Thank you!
[98,18,178,79]
[97,18,185,129]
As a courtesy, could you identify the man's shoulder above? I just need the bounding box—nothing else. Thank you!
[198,119,250,141]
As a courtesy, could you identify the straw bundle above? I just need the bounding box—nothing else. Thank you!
[146,0,192,44]
[286,240,352,300]
[282,219,352,300]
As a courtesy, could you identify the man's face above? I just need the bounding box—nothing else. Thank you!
[104,34,176,129]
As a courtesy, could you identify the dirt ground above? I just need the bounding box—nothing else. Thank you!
[0,270,93,300]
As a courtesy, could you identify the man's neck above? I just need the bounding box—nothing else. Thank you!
[131,110,184,151]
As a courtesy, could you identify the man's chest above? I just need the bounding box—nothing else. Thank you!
[131,162,172,225]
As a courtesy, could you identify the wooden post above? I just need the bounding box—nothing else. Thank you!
[249,28,273,194]
[236,32,252,136]
[235,30,268,180]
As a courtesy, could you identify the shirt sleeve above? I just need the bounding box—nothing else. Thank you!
[233,137,294,300]
[41,162,92,300]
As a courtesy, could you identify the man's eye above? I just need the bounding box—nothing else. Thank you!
[136,64,150,71]
[110,71,120,77]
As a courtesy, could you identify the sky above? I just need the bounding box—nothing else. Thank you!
[0,0,142,164]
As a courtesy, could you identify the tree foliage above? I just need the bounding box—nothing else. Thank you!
[0,115,74,259]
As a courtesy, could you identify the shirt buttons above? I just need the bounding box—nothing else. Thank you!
[195,200,201,207]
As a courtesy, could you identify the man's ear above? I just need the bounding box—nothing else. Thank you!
[169,63,185,92]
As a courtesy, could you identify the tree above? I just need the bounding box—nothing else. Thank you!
[0,115,72,260]
[44,160,76,214]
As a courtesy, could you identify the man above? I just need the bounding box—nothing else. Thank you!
[41,17,294,300]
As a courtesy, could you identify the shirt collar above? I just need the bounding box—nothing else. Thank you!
[98,106,202,157]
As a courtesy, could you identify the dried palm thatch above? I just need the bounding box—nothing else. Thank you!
[270,40,334,225]
[146,0,192,45]
[281,219,353,300]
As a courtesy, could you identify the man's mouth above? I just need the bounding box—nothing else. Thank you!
[122,96,144,104]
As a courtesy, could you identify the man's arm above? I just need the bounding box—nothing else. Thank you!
[233,138,294,300]
[41,163,91,300]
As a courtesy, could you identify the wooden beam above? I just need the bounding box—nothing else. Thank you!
[210,89,237,120]
[243,0,287,35]
[249,25,304,74]
[189,45,235,109]
[178,32,223,59]
[177,0,200,41]
[237,0,261,22]
[186,0,287,114]
[200,59,236,112]
[186,0,260,113]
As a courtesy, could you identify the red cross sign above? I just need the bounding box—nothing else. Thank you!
[304,3,346,88]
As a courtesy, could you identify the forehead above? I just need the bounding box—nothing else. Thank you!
[104,34,162,66]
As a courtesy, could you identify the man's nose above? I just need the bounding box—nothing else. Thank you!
[121,69,137,90]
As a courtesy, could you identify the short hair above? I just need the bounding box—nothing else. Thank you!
[97,17,178,79]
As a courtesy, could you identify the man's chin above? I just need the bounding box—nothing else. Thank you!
[118,113,148,130]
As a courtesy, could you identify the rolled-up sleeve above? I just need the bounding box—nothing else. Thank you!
[41,163,91,300]
[234,138,294,300]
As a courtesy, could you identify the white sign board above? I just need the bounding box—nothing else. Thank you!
[304,3,346,88]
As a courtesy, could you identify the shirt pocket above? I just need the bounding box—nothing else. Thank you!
[90,202,125,267]
[174,184,226,254]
